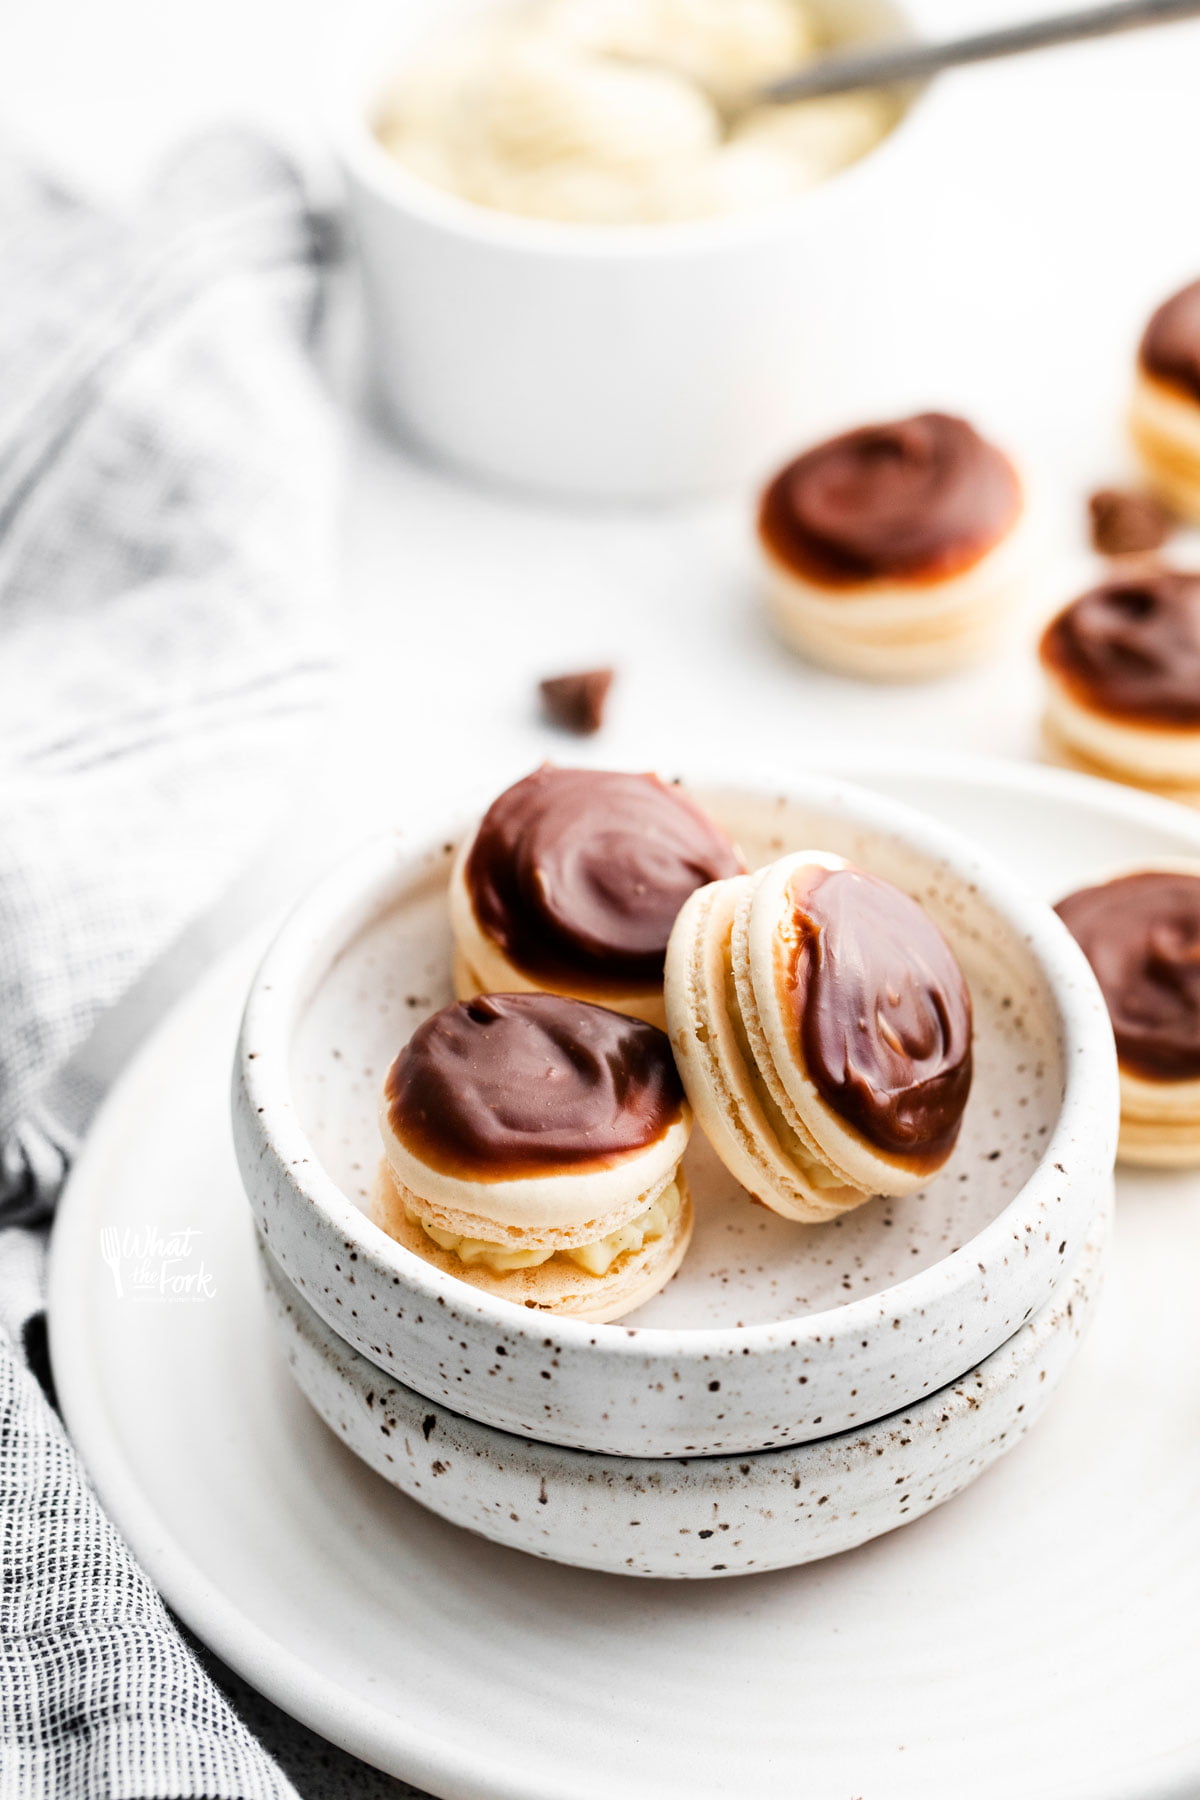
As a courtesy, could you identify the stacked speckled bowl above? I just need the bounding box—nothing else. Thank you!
[233,774,1117,1577]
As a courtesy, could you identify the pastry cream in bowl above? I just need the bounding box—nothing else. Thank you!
[374,0,898,225]
[334,0,932,495]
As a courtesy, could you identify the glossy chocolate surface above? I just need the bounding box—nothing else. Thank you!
[1057,870,1200,1081]
[465,767,743,989]
[384,992,685,1179]
[1140,278,1200,404]
[758,413,1021,588]
[785,866,973,1162]
[1040,573,1200,727]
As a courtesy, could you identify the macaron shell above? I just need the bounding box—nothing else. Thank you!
[1114,1108,1200,1166]
[740,853,953,1199]
[664,878,867,1222]
[448,830,667,1026]
[451,945,484,1002]
[1041,673,1200,786]
[1130,371,1200,522]
[372,1160,694,1322]
[1040,716,1200,807]
[1116,1014,1200,1169]
[761,505,1032,683]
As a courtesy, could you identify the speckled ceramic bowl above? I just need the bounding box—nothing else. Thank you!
[257,1203,1108,1578]
[232,775,1118,1459]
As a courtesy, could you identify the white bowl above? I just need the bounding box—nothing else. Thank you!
[232,773,1118,1458]
[332,0,934,499]
[258,1205,1108,1579]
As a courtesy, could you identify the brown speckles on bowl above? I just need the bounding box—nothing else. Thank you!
[256,1213,1109,1579]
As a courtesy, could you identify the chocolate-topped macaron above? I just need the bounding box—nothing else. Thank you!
[664,851,973,1221]
[1039,571,1200,804]
[375,992,693,1319]
[757,412,1026,680]
[450,766,745,1026]
[1130,278,1200,521]
[1056,865,1200,1165]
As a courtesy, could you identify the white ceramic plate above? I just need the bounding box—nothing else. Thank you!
[48,759,1200,1800]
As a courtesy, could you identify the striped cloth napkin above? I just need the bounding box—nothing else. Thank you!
[0,133,336,1799]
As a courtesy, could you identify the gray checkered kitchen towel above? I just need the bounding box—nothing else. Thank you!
[0,134,336,1798]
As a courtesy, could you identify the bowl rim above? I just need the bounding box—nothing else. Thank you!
[326,0,935,262]
[234,763,1119,1362]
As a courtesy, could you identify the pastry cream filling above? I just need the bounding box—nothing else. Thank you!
[375,0,897,226]
[410,1180,682,1276]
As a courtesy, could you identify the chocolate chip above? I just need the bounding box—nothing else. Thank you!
[538,667,614,735]
[1088,488,1173,557]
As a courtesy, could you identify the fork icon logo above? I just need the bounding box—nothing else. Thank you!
[99,1226,124,1298]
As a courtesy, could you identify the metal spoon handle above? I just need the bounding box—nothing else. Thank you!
[761,0,1200,103]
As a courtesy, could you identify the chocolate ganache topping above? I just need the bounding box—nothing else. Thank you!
[1140,278,1200,404]
[758,413,1021,588]
[1057,871,1200,1081]
[385,993,685,1179]
[465,767,744,988]
[785,866,973,1161]
[1040,573,1200,727]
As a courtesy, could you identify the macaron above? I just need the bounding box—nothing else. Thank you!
[1130,277,1200,521]
[1056,865,1200,1166]
[757,412,1026,680]
[375,991,693,1320]
[1039,572,1200,805]
[450,766,744,1027]
[664,851,974,1220]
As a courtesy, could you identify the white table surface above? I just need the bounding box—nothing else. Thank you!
[6,0,1200,1793]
